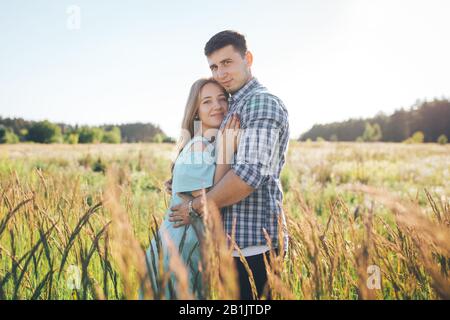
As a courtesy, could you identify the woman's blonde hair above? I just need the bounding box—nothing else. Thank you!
[171,78,228,175]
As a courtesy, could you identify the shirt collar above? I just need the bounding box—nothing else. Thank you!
[229,77,260,105]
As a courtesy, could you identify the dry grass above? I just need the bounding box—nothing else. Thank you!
[0,142,449,299]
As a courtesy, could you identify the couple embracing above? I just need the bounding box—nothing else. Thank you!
[143,30,290,300]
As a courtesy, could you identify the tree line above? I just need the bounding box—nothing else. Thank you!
[0,117,174,144]
[299,98,449,143]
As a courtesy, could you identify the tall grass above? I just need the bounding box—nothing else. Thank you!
[0,142,448,299]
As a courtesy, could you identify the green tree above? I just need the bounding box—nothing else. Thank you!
[19,128,28,141]
[372,123,382,141]
[0,125,19,144]
[329,134,338,142]
[411,131,425,143]
[163,136,176,143]
[102,127,121,144]
[26,120,62,143]
[298,98,450,142]
[152,133,164,143]
[0,125,8,143]
[404,131,425,144]
[437,134,447,145]
[362,122,382,142]
[119,123,165,142]
[78,127,104,144]
[65,132,79,144]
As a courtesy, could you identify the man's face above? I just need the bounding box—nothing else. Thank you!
[207,45,252,94]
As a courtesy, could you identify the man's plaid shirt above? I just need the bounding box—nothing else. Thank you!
[219,77,290,251]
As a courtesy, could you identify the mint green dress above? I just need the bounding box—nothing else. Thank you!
[144,136,215,299]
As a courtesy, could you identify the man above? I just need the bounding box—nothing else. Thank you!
[170,30,290,300]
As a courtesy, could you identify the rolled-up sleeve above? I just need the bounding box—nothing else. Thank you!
[232,94,287,189]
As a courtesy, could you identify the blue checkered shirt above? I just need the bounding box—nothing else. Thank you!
[219,78,290,251]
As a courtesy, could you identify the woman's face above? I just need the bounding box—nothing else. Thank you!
[197,82,228,131]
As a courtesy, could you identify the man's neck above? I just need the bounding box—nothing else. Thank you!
[231,75,254,95]
[241,74,253,89]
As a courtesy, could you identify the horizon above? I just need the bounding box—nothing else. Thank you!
[1,0,450,138]
[1,95,449,139]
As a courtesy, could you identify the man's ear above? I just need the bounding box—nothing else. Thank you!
[245,51,253,68]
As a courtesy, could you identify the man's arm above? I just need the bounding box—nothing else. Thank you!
[200,169,254,211]
[169,161,253,224]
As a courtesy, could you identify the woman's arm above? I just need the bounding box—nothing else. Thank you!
[170,114,243,227]
[213,113,240,185]
[213,142,233,185]
[184,140,235,198]
[177,114,240,200]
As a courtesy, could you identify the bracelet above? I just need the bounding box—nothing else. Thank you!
[188,200,200,218]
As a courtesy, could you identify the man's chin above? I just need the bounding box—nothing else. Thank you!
[226,82,245,94]
[226,86,238,94]
[220,82,236,93]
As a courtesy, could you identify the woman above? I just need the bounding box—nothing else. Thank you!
[142,78,240,299]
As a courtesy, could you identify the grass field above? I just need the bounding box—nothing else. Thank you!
[0,141,449,299]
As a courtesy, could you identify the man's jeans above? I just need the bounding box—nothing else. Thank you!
[233,249,281,300]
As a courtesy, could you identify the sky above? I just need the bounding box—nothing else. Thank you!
[1,0,449,139]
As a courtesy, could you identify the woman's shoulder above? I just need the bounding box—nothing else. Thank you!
[188,139,211,152]
[179,136,214,157]
[172,136,216,193]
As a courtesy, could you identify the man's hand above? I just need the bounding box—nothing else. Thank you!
[170,193,211,227]
[192,195,218,217]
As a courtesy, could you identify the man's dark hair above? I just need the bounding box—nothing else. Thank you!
[204,30,247,57]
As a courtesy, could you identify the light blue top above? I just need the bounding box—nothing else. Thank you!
[171,135,215,203]
[143,135,216,299]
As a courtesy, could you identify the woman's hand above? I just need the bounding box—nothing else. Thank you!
[224,113,241,154]
[169,192,193,228]
[217,113,241,163]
